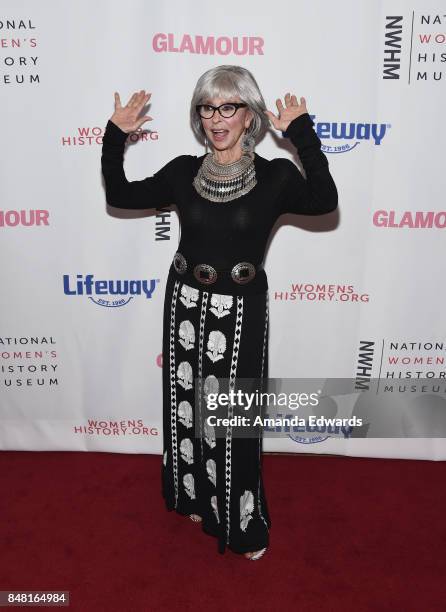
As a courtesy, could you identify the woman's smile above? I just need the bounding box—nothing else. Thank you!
[211,128,229,141]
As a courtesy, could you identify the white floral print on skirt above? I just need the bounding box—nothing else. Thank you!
[161,267,271,555]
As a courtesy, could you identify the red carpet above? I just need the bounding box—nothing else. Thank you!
[1,451,445,611]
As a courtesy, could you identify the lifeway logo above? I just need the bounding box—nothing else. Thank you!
[264,413,354,444]
[309,114,391,153]
[63,274,159,307]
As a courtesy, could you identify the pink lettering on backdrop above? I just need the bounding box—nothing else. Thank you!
[61,127,158,146]
[152,33,264,55]
[373,210,446,228]
[0,209,49,227]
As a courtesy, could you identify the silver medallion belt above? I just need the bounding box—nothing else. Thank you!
[172,251,263,285]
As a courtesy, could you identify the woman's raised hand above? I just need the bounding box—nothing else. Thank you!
[264,93,308,132]
[110,90,153,133]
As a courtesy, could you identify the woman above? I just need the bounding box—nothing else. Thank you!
[101,65,338,561]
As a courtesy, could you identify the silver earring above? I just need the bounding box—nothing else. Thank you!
[241,128,255,153]
[204,136,209,153]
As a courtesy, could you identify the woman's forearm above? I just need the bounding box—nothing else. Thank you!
[101,119,175,210]
[278,113,338,216]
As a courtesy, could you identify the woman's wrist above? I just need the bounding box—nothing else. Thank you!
[282,113,313,138]
[103,119,129,145]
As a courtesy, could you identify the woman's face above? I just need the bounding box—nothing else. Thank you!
[200,96,253,155]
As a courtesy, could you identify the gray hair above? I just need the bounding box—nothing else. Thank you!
[190,65,270,146]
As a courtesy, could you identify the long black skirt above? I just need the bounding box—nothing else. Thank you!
[161,266,271,555]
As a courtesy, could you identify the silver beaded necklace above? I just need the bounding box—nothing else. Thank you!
[193,151,257,203]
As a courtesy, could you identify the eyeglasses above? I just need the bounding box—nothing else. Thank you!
[196,102,248,119]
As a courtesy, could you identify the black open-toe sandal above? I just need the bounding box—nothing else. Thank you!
[189,514,202,522]
[245,548,267,561]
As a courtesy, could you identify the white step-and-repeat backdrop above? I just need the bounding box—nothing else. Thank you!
[1,0,445,459]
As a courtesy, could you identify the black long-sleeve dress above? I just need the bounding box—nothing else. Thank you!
[101,112,338,555]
